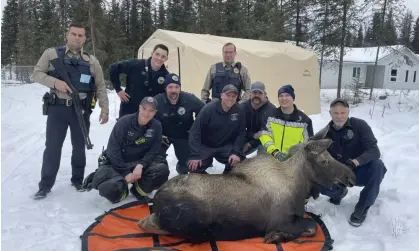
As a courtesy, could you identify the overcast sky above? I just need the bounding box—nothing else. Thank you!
[1,0,419,32]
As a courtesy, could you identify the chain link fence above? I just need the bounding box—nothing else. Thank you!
[1,65,35,84]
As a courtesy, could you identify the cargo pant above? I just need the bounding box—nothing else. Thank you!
[38,102,91,191]
[92,155,170,203]
[190,144,246,174]
[161,137,190,175]
[320,159,387,211]
[118,101,138,119]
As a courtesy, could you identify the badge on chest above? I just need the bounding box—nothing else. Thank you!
[145,129,154,138]
[80,74,91,84]
[230,113,239,121]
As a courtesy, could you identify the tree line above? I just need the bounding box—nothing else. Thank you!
[2,0,419,85]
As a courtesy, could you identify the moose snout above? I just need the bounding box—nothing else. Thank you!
[345,172,356,187]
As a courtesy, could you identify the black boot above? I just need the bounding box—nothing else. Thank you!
[349,206,370,227]
[130,186,149,203]
[34,189,51,200]
[72,182,86,192]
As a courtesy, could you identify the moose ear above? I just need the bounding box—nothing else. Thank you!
[304,139,332,156]
[309,125,330,141]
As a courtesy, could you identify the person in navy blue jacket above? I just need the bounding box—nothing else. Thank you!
[313,98,387,227]
[154,73,205,174]
[109,44,169,118]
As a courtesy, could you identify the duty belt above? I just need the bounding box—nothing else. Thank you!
[54,98,86,107]
[54,98,74,106]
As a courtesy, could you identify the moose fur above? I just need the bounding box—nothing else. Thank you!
[137,138,356,244]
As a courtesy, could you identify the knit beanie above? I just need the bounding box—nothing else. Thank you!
[164,73,181,88]
[278,84,295,100]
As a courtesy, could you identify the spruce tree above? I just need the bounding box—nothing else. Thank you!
[412,17,419,54]
[1,0,19,66]
[399,10,413,48]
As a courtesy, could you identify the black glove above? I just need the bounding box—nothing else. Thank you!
[344,159,357,171]
[82,171,96,191]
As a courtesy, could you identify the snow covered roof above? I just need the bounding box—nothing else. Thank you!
[284,40,409,64]
[337,45,405,63]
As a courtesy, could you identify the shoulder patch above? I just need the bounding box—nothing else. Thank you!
[158,76,165,84]
[82,54,90,62]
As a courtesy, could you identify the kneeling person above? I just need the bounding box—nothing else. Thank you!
[188,84,246,174]
[84,97,169,203]
[154,73,204,174]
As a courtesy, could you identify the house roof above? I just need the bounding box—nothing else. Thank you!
[284,40,408,63]
[337,45,405,63]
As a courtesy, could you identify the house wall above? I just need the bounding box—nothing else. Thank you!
[380,50,419,90]
[320,61,368,89]
[365,65,385,88]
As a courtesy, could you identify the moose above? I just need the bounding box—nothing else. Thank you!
[137,138,356,244]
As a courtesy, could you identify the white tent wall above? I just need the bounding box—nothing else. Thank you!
[137,29,321,115]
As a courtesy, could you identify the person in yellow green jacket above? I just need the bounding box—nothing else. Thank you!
[255,84,313,161]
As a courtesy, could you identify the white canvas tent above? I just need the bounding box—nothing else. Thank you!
[137,29,321,115]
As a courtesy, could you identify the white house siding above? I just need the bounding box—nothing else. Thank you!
[380,50,419,90]
[320,61,368,89]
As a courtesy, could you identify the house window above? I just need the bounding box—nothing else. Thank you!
[390,69,397,82]
[405,70,409,82]
[352,67,360,78]
[414,71,417,83]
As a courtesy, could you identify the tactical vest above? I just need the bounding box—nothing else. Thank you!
[47,46,96,94]
[211,62,242,99]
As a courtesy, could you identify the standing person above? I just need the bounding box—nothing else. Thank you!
[154,73,205,174]
[83,97,170,203]
[256,84,314,160]
[201,42,251,104]
[32,23,109,199]
[109,44,169,118]
[315,98,387,227]
[239,81,276,156]
[188,84,246,174]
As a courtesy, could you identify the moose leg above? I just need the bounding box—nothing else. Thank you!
[295,217,318,237]
[264,216,315,244]
[137,213,170,235]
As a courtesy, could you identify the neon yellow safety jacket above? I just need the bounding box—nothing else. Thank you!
[256,105,314,155]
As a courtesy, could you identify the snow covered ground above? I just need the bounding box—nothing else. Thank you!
[1,82,419,251]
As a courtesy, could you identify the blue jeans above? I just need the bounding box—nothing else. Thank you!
[321,159,387,210]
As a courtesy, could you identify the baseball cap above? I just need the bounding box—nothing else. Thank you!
[222,84,238,94]
[140,96,158,110]
[330,98,349,108]
[251,81,266,92]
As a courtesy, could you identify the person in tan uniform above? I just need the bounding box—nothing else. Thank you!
[201,42,251,104]
[32,23,109,199]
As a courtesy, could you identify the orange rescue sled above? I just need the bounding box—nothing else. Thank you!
[81,200,334,251]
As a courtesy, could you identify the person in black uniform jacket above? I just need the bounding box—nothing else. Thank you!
[154,73,205,174]
[82,97,170,203]
[314,98,387,227]
[109,44,169,118]
[188,84,246,174]
[239,81,276,156]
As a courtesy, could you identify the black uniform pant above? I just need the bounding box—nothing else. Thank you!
[39,104,91,191]
[119,101,138,119]
[163,137,190,174]
[191,144,245,174]
[94,155,170,203]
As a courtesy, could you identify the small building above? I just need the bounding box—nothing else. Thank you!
[320,45,419,90]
